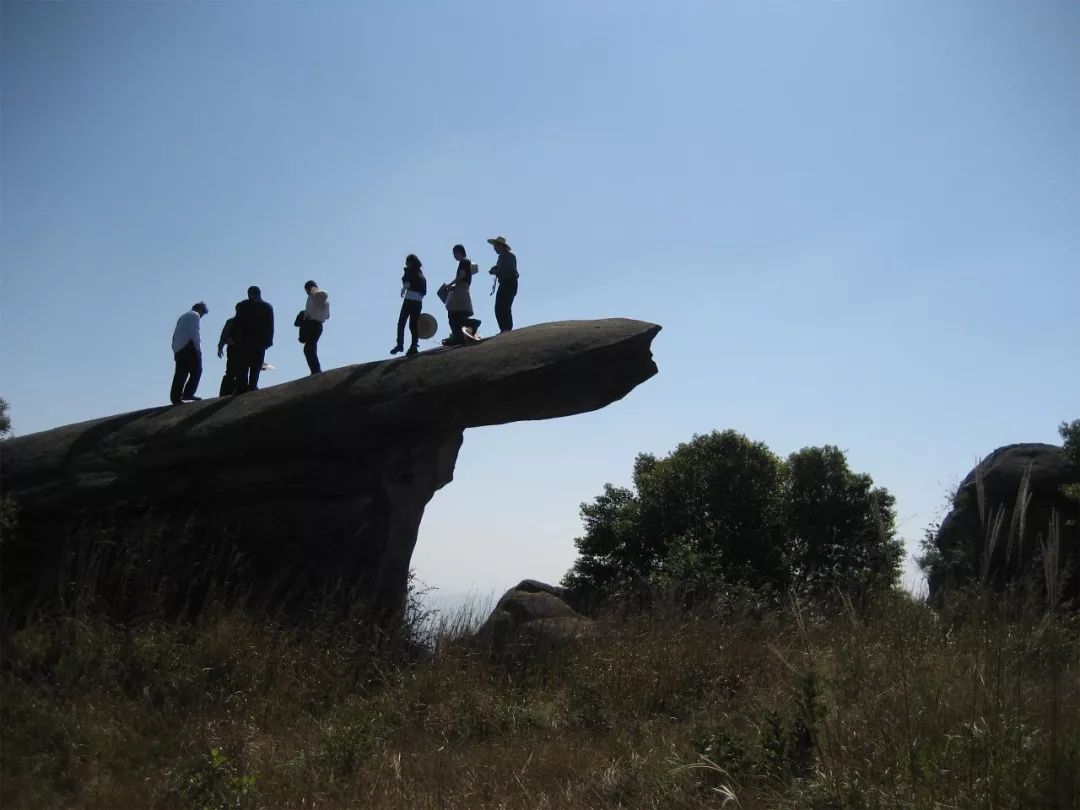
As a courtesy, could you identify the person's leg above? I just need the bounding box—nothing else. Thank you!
[181,349,203,399]
[407,301,420,351]
[393,303,409,352]
[226,348,245,393]
[170,350,188,404]
[448,310,466,342]
[248,348,265,390]
[304,322,323,373]
[495,278,517,332]
[225,347,243,393]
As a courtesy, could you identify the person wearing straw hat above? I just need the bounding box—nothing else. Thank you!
[487,235,518,333]
[391,254,426,357]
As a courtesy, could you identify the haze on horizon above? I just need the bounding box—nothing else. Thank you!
[2,0,1077,602]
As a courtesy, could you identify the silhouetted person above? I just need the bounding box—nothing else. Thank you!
[392,255,426,357]
[298,280,330,374]
[217,304,246,395]
[170,301,208,405]
[234,286,274,391]
[444,244,478,345]
[487,235,518,333]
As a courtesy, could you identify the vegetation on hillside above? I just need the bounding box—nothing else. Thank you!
[1061,419,1080,504]
[3,587,1078,809]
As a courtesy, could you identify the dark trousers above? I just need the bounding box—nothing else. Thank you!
[220,347,246,396]
[303,321,324,374]
[495,278,518,332]
[240,345,267,391]
[397,299,422,347]
[170,343,202,404]
[448,310,471,341]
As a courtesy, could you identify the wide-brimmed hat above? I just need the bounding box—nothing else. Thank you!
[417,313,438,340]
[486,236,511,249]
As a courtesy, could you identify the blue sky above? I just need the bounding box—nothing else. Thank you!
[2,0,1077,602]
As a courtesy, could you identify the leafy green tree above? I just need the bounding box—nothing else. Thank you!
[786,445,902,598]
[564,430,789,599]
[564,431,902,604]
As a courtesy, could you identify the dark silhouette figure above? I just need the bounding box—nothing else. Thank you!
[488,236,518,333]
[217,304,247,395]
[234,286,274,391]
[170,301,208,405]
[298,280,330,374]
[444,244,478,345]
[391,254,426,357]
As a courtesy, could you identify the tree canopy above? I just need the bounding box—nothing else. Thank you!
[563,430,902,604]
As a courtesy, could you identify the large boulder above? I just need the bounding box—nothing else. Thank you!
[926,443,1080,601]
[0,319,660,618]
[476,580,593,647]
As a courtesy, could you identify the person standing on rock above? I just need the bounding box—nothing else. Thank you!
[487,236,518,333]
[297,280,330,374]
[443,244,479,345]
[217,303,246,395]
[234,286,274,391]
[170,301,208,405]
[391,255,426,356]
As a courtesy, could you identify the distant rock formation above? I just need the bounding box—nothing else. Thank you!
[476,580,593,647]
[926,443,1079,601]
[1,319,660,618]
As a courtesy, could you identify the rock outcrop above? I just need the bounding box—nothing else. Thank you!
[1,319,660,617]
[476,580,593,647]
[926,443,1079,601]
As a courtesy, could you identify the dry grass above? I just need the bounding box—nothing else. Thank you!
[3,585,1078,810]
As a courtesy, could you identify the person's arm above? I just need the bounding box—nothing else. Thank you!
[192,317,202,354]
[217,322,229,358]
[266,304,275,348]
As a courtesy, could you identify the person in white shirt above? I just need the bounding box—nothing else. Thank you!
[170,301,208,405]
[297,280,330,374]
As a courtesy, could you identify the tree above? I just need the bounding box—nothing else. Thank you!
[1061,419,1080,504]
[563,430,902,605]
[0,398,14,536]
[786,445,902,598]
[0,398,11,439]
[564,430,789,599]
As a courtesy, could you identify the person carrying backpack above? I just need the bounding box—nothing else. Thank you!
[391,254,426,357]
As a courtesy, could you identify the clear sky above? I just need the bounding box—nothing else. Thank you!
[2,0,1077,604]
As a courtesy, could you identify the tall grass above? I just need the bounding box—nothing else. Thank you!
[3,577,1078,809]
[3,481,1078,809]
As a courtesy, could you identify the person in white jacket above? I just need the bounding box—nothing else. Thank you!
[298,280,330,374]
[170,301,208,404]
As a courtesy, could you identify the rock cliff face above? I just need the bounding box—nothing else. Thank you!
[1,319,661,617]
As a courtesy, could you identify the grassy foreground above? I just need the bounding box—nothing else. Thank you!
[3,592,1079,809]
